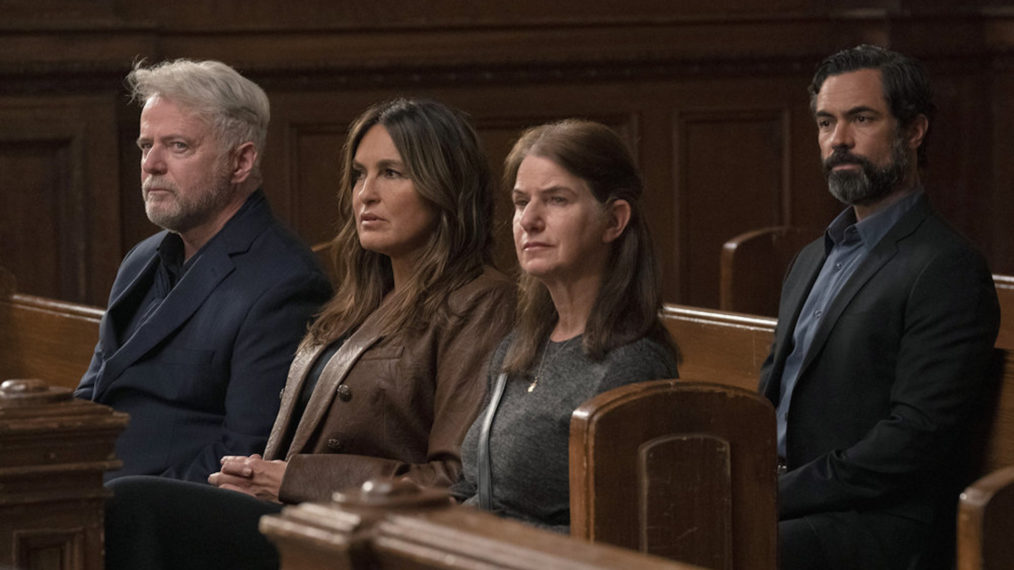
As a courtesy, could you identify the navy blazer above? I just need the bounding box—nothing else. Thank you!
[759,194,999,526]
[75,191,332,482]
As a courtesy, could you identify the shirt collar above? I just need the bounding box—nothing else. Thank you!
[824,188,924,253]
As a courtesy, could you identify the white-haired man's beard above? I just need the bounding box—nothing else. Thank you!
[143,162,234,234]
[823,135,909,207]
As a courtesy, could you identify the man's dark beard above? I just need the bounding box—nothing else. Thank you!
[823,136,908,206]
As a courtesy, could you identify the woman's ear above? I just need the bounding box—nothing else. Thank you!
[602,199,631,243]
[230,142,258,184]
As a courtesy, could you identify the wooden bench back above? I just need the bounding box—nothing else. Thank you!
[974,349,1014,478]
[311,240,340,288]
[719,226,1014,350]
[0,292,102,391]
[660,304,775,393]
[570,380,778,570]
[958,466,1014,570]
[719,226,816,317]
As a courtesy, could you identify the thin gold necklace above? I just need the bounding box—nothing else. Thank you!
[527,338,552,393]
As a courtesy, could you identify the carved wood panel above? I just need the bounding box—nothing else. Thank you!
[0,97,121,306]
[674,108,790,309]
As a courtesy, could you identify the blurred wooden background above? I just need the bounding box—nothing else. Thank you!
[2,0,1011,308]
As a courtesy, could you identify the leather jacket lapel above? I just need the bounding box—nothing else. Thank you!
[264,344,322,459]
[281,304,391,459]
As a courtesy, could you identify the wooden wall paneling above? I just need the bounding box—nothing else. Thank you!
[2,5,1012,309]
[918,60,995,259]
[991,62,1014,275]
[673,106,790,309]
[286,123,347,247]
[0,96,121,306]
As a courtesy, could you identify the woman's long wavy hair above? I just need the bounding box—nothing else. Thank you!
[304,98,495,346]
[500,119,677,375]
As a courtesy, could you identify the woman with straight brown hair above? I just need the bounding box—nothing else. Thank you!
[104,98,515,570]
[451,119,679,532]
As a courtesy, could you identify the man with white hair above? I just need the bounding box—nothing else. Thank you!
[75,59,331,483]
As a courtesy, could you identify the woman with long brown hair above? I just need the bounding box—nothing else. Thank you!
[451,119,678,532]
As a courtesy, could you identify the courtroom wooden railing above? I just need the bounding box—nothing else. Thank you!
[260,478,704,570]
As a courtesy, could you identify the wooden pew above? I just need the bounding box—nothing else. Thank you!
[0,271,102,392]
[1,378,127,570]
[719,226,816,317]
[718,225,1014,351]
[570,380,778,570]
[260,478,705,570]
[958,465,1014,570]
[660,304,775,392]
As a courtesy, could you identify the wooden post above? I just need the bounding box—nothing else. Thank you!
[0,378,127,570]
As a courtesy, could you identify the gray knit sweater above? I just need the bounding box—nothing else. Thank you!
[450,332,679,532]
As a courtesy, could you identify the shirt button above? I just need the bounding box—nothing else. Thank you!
[814,310,823,318]
[833,262,842,270]
[278,388,284,400]
[337,384,352,402]
[327,438,344,452]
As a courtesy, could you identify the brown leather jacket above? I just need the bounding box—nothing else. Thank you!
[263,267,515,503]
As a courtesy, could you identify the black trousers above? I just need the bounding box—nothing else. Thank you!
[779,510,943,570]
[105,475,284,570]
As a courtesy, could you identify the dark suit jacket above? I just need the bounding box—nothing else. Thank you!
[263,267,515,504]
[759,195,999,528]
[75,190,332,483]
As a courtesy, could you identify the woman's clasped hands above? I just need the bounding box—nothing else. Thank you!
[209,454,287,503]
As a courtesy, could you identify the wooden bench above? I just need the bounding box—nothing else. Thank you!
[660,304,775,392]
[0,270,102,392]
[260,478,705,570]
[719,226,817,317]
[958,465,1014,570]
[719,226,1014,352]
[570,380,778,570]
[1,378,127,570]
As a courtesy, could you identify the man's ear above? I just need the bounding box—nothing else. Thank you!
[230,142,258,184]
[905,114,929,151]
[602,199,632,244]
